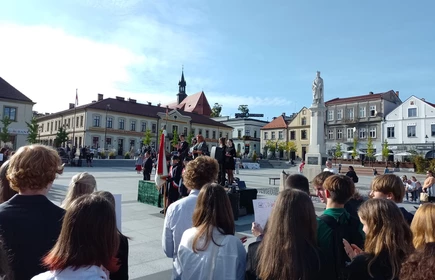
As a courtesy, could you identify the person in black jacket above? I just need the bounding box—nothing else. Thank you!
[0,144,65,280]
[177,134,189,162]
[142,151,153,181]
[346,166,359,183]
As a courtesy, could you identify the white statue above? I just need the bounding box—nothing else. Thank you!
[312,71,324,105]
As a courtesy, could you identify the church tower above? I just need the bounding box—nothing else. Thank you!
[177,68,187,104]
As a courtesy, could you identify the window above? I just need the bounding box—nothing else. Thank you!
[301,130,307,140]
[337,129,343,139]
[41,124,44,132]
[76,117,79,127]
[347,108,354,120]
[80,116,83,127]
[219,131,223,138]
[302,110,306,115]
[359,128,367,139]
[328,110,334,121]
[55,121,58,131]
[191,128,195,135]
[254,131,257,138]
[141,122,147,132]
[347,128,354,139]
[172,125,178,133]
[3,107,16,121]
[245,130,250,136]
[387,127,395,138]
[199,129,203,135]
[328,129,334,139]
[184,127,188,136]
[264,132,268,140]
[359,107,366,118]
[408,108,417,117]
[50,122,54,132]
[432,124,435,137]
[119,119,125,130]
[106,138,112,146]
[93,115,100,127]
[67,118,70,128]
[226,133,229,139]
[301,117,307,125]
[152,124,157,133]
[337,110,343,120]
[131,120,136,131]
[212,131,216,139]
[107,117,113,128]
[278,131,283,140]
[238,130,242,138]
[290,131,296,140]
[370,105,376,117]
[92,136,99,149]
[271,132,276,140]
[205,130,209,138]
[407,125,416,137]
[369,127,376,138]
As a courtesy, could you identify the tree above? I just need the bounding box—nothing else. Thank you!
[210,103,222,117]
[54,127,69,148]
[26,117,39,144]
[142,129,152,146]
[265,140,277,158]
[366,136,374,166]
[171,129,179,149]
[351,137,358,162]
[187,130,195,145]
[0,116,12,147]
[382,139,389,162]
[238,105,249,115]
[279,141,297,160]
[334,142,343,160]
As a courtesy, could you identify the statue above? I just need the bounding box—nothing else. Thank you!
[312,71,324,105]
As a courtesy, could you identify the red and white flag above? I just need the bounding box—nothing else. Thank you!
[75,89,79,106]
[155,130,168,187]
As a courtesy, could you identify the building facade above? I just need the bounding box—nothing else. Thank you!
[212,116,267,156]
[325,90,402,158]
[287,107,311,160]
[383,95,435,158]
[260,113,297,158]
[0,77,34,149]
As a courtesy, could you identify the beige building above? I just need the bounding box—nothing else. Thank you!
[36,94,232,156]
[0,77,34,149]
[287,107,311,160]
[260,113,297,158]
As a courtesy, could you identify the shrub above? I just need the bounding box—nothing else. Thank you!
[109,151,116,159]
[124,152,130,159]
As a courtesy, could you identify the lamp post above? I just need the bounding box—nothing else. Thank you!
[425,135,435,159]
[104,104,111,151]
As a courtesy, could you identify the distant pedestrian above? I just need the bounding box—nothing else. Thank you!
[142,151,153,181]
[135,154,143,174]
[373,168,378,176]
[338,163,342,173]
[299,160,305,174]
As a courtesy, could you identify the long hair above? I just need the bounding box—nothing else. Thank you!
[43,194,119,272]
[411,203,435,249]
[191,183,235,253]
[61,172,97,209]
[257,189,319,280]
[0,160,17,203]
[400,242,435,280]
[358,199,413,279]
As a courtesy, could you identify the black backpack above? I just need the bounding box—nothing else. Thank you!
[319,213,364,280]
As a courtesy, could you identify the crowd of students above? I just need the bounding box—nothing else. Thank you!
[0,144,128,280]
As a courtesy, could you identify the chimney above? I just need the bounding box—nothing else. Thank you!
[115,96,125,101]
[157,103,161,107]
[69,103,75,109]
[395,91,399,96]
[369,92,374,95]
[98,93,103,101]
[91,100,96,103]
[128,98,137,103]
[422,98,425,101]
[147,102,152,105]
[282,112,286,117]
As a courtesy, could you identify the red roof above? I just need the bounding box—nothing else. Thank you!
[261,115,288,130]
[325,90,397,106]
[167,91,212,116]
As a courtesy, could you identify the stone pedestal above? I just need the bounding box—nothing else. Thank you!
[279,172,287,192]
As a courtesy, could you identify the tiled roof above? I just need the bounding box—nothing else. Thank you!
[37,98,231,128]
[261,115,288,130]
[168,91,212,116]
[0,77,33,103]
[325,90,396,106]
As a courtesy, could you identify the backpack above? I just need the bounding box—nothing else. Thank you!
[353,175,359,183]
[319,213,364,280]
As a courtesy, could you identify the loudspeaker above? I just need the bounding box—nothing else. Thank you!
[237,180,247,190]
[239,188,257,214]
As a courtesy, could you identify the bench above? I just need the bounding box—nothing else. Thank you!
[269,177,280,185]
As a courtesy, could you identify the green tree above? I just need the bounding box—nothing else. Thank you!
[54,127,69,147]
[352,137,358,161]
[26,117,39,144]
[187,130,195,145]
[366,136,374,165]
[335,142,343,159]
[382,139,389,162]
[171,129,179,149]
[0,116,12,146]
[238,105,249,115]
[210,103,222,117]
[142,129,152,146]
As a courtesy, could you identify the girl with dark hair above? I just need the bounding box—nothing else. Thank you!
[32,194,120,279]
[176,183,245,279]
[0,160,17,203]
[225,139,236,185]
[251,189,332,280]
[344,199,413,280]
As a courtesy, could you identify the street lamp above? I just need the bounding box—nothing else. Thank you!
[425,135,435,159]
[104,104,111,151]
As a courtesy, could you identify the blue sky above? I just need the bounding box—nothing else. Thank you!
[1,0,434,120]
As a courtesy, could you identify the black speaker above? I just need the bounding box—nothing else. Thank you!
[237,180,247,190]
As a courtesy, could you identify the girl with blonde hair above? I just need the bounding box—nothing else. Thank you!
[411,203,435,249]
[61,172,97,209]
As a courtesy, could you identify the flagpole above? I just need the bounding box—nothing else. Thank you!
[163,106,169,216]
[72,88,77,148]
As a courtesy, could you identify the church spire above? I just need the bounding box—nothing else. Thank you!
[177,66,187,104]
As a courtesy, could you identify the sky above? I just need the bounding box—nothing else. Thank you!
[1,0,434,121]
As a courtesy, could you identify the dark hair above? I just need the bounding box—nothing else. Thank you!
[285,174,310,195]
[227,139,234,144]
[179,134,185,138]
[400,242,435,280]
[0,160,17,203]
[348,166,354,171]
[43,194,120,272]
[219,137,226,146]
[257,189,319,280]
[323,175,355,204]
[192,183,234,253]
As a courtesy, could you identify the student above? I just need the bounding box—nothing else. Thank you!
[323,160,338,174]
[285,174,310,195]
[344,199,413,280]
[177,183,245,279]
[316,175,365,280]
[410,203,435,249]
[0,160,17,203]
[370,174,414,224]
[61,172,97,209]
[400,242,435,280]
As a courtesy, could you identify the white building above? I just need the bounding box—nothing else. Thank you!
[0,77,34,149]
[383,95,435,158]
[212,116,268,156]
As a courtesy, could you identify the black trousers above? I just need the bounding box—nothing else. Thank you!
[143,172,151,181]
[218,163,226,186]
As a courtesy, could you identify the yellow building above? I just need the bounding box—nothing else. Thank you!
[287,107,311,160]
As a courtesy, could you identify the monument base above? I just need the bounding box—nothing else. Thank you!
[304,153,328,183]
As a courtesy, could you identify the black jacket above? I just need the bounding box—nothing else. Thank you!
[346,251,400,280]
[110,233,129,280]
[0,194,65,280]
[142,157,153,174]
[177,141,189,160]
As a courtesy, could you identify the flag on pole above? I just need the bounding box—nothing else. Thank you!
[155,130,168,187]
[75,89,79,106]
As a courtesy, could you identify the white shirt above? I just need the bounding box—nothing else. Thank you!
[323,167,338,174]
[176,227,246,280]
[162,189,200,277]
[32,265,108,280]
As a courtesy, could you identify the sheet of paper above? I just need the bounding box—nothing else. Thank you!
[113,194,122,232]
[252,198,276,229]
